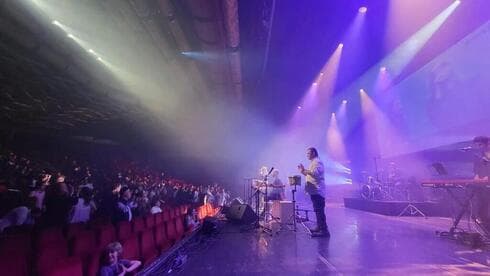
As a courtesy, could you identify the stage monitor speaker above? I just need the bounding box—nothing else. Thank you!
[230,197,244,206]
[226,203,257,224]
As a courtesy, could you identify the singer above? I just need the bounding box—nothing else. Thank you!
[298,147,330,238]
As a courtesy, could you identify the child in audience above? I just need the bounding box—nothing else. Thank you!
[99,242,141,276]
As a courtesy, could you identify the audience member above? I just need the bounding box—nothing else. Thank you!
[99,242,141,276]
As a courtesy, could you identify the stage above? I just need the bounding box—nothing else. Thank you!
[343,197,452,217]
[149,204,490,275]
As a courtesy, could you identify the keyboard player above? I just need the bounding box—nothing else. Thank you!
[473,136,490,229]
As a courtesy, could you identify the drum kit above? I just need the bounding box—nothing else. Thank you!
[246,174,309,233]
[360,165,411,201]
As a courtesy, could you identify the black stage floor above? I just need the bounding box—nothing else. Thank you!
[158,204,490,275]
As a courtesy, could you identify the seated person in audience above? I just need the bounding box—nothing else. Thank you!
[185,208,199,231]
[99,242,141,276]
[0,197,40,233]
[43,177,77,226]
[150,200,162,214]
[70,187,96,223]
[29,173,50,210]
[114,187,137,222]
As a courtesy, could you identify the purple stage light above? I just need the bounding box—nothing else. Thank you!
[338,43,344,49]
[359,7,367,13]
[380,66,387,72]
[297,106,302,110]
[342,100,348,104]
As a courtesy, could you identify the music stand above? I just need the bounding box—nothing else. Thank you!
[286,176,300,231]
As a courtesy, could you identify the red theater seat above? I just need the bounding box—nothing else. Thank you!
[65,223,87,239]
[165,220,178,243]
[36,243,69,274]
[174,207,181,218]
[37,227,65,249]
[162,210,171,222]
[175,217,185,239]
[145,214,156,229]
[71,230,96,257]
[85,250,104,276]
[155,213,164,226]
[140,229,159,265]
[132,217,146,234]
[0,234,31,276]
[169,208,177,219]
[39,257,83,276]
[154,224,171,253]
[0,253,29,276]
[70,230,97,275]
[96,224,116,249]
[116,221,133,241]
[0,233,32,255]
[121,235,140,261]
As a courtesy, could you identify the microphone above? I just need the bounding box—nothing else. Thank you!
[459,146,473,151]
[267,167,274,175]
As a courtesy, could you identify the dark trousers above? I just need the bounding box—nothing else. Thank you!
[476,188,490,223]
[310,194,328,231]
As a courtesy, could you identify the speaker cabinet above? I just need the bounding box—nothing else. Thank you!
[225,204,257,224]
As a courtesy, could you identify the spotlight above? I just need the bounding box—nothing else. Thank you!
[52,20,60,25]
[297,106,302,110]
[97,57,103,62]
[380,66,387,72]
[359,7,367,13]
[67,34,75,39]
[320,72,324,76]
[360,88,365,93]
[88,49,95,54]
[338,43,344,49]
[455,0,461,4]
[342,100,348,104]
[313,82,318,86]
[331,112,336,117]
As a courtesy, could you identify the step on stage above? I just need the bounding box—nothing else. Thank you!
[152,205,490,275]
[343,197,451,217]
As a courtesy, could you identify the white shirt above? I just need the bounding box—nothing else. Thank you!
[0,206,32,233]
[304,157,326,197]
[150,206,162,214]
[70,198,93,223]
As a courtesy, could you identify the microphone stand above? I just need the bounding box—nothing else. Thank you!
[253,168,274,234]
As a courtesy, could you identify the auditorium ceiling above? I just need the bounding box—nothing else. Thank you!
[0,0,488,139]
[0,0,239,138]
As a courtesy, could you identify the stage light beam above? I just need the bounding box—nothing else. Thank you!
[326,112,347,161]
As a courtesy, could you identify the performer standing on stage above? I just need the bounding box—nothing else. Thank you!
[298,147,330,237]
[473,136,490,230]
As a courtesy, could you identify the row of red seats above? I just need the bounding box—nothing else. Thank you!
[0,204,203,276]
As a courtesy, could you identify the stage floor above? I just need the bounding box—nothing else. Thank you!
[168,205,490,275]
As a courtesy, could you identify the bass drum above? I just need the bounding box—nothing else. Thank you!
[360,184,383,200]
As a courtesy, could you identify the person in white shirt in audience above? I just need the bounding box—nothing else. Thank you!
[150,200,163,214]
[70,187,96,223]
